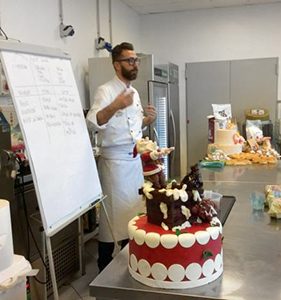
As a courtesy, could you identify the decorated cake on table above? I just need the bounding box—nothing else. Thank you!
[208,127,245,157]
[215,128,244,154]
[128,142,223,289]
[205,104,279,165]
[207,104,245,159]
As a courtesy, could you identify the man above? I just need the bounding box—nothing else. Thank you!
[87,42,156,271]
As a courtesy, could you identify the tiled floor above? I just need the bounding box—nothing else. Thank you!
[58,237,99,300]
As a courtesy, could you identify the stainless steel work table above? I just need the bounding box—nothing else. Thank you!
[90,164,281,300]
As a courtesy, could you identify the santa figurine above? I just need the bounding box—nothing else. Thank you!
[134,137,175,189]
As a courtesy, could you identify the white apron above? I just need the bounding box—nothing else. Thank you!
[98,144,145,242]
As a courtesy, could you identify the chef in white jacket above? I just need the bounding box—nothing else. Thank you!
[87,42,156,271]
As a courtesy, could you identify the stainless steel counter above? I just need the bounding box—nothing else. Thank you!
[90,164,281,300]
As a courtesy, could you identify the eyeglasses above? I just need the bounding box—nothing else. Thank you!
[116,57,140,66]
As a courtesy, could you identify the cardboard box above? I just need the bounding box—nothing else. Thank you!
[207,115,215,143]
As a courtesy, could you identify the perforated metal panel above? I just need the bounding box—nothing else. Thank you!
[46,235,79,295]
[155,96,168,179]
[30,220,80,300]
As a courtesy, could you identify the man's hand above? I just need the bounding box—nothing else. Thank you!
[143,104,157,126]
[114,90,134,110]
[96,89,134,125]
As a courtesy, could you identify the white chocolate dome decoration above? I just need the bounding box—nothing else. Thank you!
[128,220,134,227]
[130,254,138,272]
[138,259,151,277]
[168,264,185,282]
[145,232,160,248]
[214,253,223,271]
[134,229,146,245]
[128,225,138,240]
[185,263,202,280]
[160,234,178,249]
[151,263,167,281]
[206,227,220,240]
[178,233,196,248]
[202,259,215,277]
[129,216,139,224]
[217,223,223,235]
[195,231,210,245]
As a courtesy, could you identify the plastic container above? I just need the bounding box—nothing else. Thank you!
[245,108,269,121]
[0,255,31,300]
[250,192,265,211]
[204,190,223,210]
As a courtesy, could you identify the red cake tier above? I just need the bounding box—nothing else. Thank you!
[128,215,223,289]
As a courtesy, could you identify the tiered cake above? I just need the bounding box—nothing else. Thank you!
[208,128,243,155]
[128,165,223,289]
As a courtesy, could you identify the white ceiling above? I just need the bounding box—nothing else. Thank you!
[120,0,281,14]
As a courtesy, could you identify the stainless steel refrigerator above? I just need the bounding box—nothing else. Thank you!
[88,54,180,180]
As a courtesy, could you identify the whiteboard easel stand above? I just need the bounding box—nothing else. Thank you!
[78,216,84,275]
[45,196,117,300]
[45,235,59,300]
[0,41,110,300]
[79,196,118,275]
[100,196,119,253]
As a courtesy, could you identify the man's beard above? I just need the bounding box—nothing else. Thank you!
[121,65,138,81]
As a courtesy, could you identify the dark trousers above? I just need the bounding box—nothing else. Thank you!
[98,239,128,272]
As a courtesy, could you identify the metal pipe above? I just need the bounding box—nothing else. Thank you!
[59,0,63,23]
[96,0,100,38]
[109,0,112,44]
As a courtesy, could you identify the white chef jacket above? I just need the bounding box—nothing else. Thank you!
[87,75,144,147]
[87,76,145,242]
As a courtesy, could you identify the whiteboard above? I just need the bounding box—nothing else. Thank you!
[0,42,102,237]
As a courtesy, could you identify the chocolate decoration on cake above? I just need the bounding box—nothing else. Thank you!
[139,162,218,231]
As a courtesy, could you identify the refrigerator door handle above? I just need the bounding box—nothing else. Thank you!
[169,109,176,162]
[153,127,159,145]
